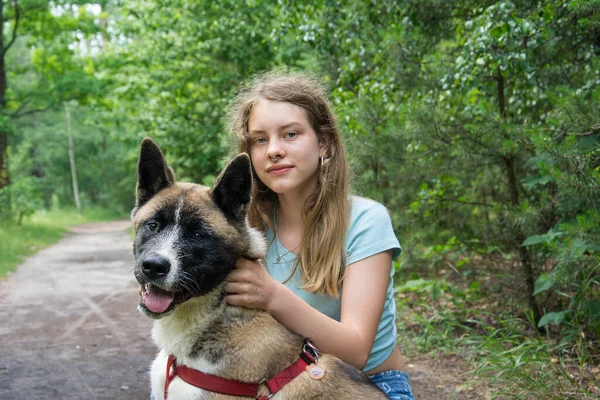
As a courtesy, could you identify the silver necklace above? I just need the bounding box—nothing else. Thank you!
[274,210,300,263]
[275,234,300,263]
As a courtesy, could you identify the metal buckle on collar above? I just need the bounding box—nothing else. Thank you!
[257,378,274,399]
[302,340,320,363]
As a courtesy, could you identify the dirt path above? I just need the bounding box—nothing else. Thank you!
[0,221,479,400]
[0,221,154,400]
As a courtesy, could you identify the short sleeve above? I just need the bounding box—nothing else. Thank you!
[346,197,402,265]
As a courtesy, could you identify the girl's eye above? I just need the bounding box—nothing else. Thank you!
[192,231,203,241]
[285,131,298,139]
[146,222,158,232]
[254,137,267,145]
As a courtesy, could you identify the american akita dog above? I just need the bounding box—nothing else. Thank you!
[132,138,388,399]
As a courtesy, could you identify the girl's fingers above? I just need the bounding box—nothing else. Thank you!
[225,281,258,294]
[225,257,273,310]
[227,268,258,285]
[225,293,257,307]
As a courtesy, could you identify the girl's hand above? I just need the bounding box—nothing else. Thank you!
[225,257,279,311]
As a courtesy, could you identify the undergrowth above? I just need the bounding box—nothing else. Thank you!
[394,261,600,399]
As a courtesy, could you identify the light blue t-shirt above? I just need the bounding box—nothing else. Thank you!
[265,196,402,372]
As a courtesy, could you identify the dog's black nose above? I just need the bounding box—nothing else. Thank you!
[141,256,171,280]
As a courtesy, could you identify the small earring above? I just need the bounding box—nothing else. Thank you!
[320,155,324,167]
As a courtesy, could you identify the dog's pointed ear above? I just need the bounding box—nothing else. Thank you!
[135,138,175,208]
[211,153,252,221]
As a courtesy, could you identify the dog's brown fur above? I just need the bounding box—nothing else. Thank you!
[132,138,387,399]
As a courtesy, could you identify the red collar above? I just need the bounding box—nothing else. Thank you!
[164,340,319,400]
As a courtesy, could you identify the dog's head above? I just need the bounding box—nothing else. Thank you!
[131,138,265,319]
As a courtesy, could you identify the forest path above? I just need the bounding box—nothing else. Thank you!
[0,220,479,399]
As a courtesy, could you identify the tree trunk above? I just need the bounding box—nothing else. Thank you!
[497,66,507,119]
[0,131,7,188]
[498,68,541,327]
[0,1,9,191]
[65,105,81,213]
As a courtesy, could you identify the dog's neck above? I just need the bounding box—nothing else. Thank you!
[151,276,305,382]
[152,283,261,359]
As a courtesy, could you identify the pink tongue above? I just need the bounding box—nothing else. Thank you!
[143,290,175,313]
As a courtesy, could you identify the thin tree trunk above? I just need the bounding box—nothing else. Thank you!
[504,155,519,205]
[65,104,81,213]
[0,131,7,188]
[0,1,9,191]
[100,133,106,198]
[504,156,541,325]
[497,68,541,327]
[497,66,507,119]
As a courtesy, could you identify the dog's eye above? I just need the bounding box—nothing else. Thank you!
[192,231,203,241]
[146,222,158,232]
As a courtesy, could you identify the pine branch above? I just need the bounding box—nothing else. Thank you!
[548,124,600,141]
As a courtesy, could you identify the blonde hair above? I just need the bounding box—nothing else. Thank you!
[227,70,350,297]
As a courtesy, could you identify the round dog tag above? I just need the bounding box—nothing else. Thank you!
[306,364,326,380]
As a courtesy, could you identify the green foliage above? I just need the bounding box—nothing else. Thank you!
[3,140,43,224]
[11,108,135,213]
[534,272,556,296]
[4,176,44,224]
[538,311,568,328]
[523,86,600,338]
[522,230,563,247]
[395,274,481,353]
[2,1,116,221]
[105,0,285,180]
[7,2,106,117]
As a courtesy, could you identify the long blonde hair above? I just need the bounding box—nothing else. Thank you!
[227,70,350,297]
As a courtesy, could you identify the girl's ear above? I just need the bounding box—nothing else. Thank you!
[319,147,327,158]
[319,137,331,158]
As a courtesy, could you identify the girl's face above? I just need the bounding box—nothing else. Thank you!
[247,100,325,198]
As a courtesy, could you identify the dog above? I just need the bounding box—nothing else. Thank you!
[132,138,388,399]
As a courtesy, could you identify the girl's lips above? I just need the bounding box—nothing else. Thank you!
[267,164,293,175]
[268,167,292,175]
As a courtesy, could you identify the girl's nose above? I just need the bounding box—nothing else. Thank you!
[266,138,284,160]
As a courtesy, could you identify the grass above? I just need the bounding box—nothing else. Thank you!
[455,314,599,399]
[394,266,600,399]
[0,207,128,278]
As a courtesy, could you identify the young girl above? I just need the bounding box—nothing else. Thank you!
[224,71,414,400]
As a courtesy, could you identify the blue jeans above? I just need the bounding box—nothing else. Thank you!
[369,370,415,400]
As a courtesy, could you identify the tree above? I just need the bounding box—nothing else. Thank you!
[2,1,109,218]
[0,0,21,190]
[274,0,599,329]
[107,0,286,181]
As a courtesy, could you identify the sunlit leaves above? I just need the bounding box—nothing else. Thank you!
[105,0,281,179]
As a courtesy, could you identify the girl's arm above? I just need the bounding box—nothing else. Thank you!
[225,250,392,370]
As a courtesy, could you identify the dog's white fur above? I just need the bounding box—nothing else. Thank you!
[148,225,268,400]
